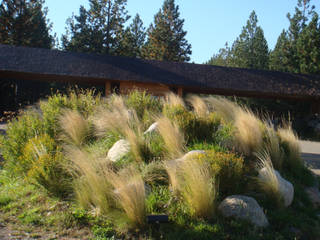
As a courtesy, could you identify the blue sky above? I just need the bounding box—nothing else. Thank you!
[45,0,320,63]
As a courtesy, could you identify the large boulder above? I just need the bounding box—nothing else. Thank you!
[258,168,294,207]
[218,195,269,228]
[107,139,130,162]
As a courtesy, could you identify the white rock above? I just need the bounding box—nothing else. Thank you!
[182,150,206,160]
[258,168,294,207]
[218,195,269,228]
[144,122,158,134]
[107,139,130,162]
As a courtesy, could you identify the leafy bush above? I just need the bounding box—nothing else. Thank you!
[23,134,71,197]
[40,88,102,137]
[197,150,244,196]
[125,90,162,124]
[1,110,45,172]
[163,105,221,143]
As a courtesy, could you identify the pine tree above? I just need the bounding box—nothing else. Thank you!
[142,0,191,62]
[206,42,232,67]
[269,30,290,72]
[115,14,146,58]
[62,0,130,55]
[231,11,269,70]
[269,0,320,74]
[297,12,320,74]
[0,0,54,48]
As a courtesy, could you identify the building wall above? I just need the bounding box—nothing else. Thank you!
[105,80,177,96]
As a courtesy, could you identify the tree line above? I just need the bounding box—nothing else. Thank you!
[0,0,320,75]
[0,0,191,62]
[207,0,320,75]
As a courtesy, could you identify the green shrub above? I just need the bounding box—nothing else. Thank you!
[23,134,71,197]
[163,105,221,143]
[126,90,162,124]
[40,88,102,137]
[197,150,244,196]
[1,110,45,172]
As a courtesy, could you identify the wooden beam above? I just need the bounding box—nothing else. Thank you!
[177,87,183,97]
[105,81,111,96]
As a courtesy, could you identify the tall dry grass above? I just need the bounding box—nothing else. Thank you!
[255,150,283,207]
[206,97,263,156]
[277,125,302,168]
[109,166,146,227]
[233,108,263,156]
[59,110,91,147]
[166,158,217,219]
[92,96,146,162]
[65,147,112,214]
[263,124,284,170]
[163,92,185,108]
[186,95,208,118]
[206,97,239,123]
[156,116,185,159]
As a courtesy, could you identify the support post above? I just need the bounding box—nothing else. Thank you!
[105,81,111,96]
[177,87,183,97]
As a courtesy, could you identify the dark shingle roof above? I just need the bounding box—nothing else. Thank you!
[1,44,320,99]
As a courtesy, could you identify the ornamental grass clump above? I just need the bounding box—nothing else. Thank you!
[277,125,302,170]
[163,92,185,108]
[109,166,146,227]
[233,108,263,156]
[59,110,91,147]
[187,95,208,118]
[66,147,112,214]
[263,124,284,170]
[206,97,239,123]
[255,150,284,208]
[156,116,186,159]
[93,96,147,162]
[166,158,217,219]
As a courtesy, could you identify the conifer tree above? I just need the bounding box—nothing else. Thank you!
[269,0,320,74]
[231,11,269,70]
[115,14,146,58]
[142,0,191,62]
[0,0,54,48]
[62,0,130,55]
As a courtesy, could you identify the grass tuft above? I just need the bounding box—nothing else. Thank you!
[109,166,146,227]
[255,150,284,208]
[66,147,112,214]
[277,125,302,169]
[59,110,91,147]
[233,108,263,156]
[166,158,217,219]
[186,95,208,118]
[92,96,146,162]
[156,116,186,159]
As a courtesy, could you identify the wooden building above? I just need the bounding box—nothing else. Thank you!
[1,44,320,112]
